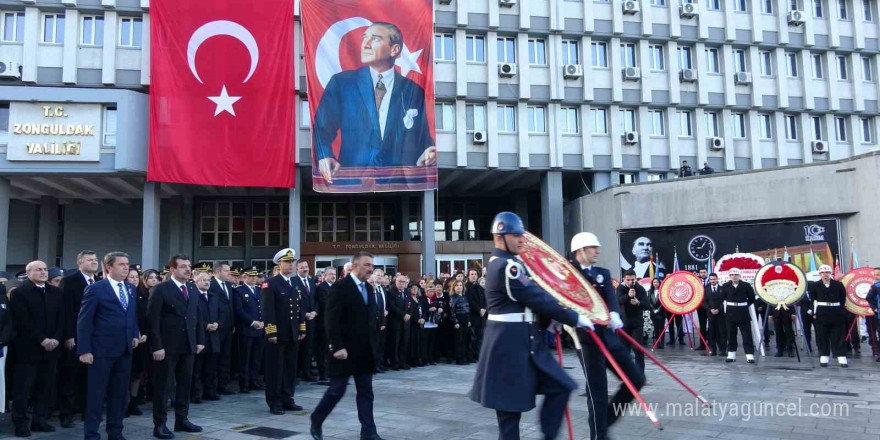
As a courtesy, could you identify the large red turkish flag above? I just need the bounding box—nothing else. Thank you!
[148,0,295,187]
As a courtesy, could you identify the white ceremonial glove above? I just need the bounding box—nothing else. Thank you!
[547,320,563,334]
[806,309,813,315]
[577,316,595,331]
[609,312,625,331]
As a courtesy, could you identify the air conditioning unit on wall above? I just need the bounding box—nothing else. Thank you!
[708,137,724,150]
[624,131,639,144]
[473,131,487,144]
[623,66,641,81]
[623,0,641,14]
[811,140,827,153]
[680,3,698,17]
[0,61,20,79]
[563,64,583,79]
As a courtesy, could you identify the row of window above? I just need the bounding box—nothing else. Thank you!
[437,34,878,82]
[1,12,142,47]
[431,102,874,143]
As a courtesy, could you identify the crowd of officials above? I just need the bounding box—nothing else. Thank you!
[0,249,488,439]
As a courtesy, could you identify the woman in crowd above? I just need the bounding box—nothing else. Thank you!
[648,278,666,349]
[408,282,425,367]
[433,280,454,363]
[449,280,471,365]
[127,268,157,416]
[422,283,439,365]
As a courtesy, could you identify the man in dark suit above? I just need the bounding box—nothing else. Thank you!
[616,270,651,371]
[464,268,486,362]
[233,267,265,392]
[371,269,388,373]
[313,22,436,184]
[191,270,221,403]
[695,268,710,351]
[208,262,235,394]
[10,260,64,437]
[261,248,307,415]
[292,259,318,382]
[705,273,727,356]
[148,255,205,439]
[310,252,383,440]
[385,274,410,370]
[77,252,141,440]
[315,269,336,381]
[59,250,100,428]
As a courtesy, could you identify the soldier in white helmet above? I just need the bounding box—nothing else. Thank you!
[808,265,848,367]
[570,232,645,440]
[721,268,756,363]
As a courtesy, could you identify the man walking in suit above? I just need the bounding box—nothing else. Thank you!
[208,262,235,394]
[261,249,307,414]
[59,250,100,429]
[313,22,436,184]
[292,260,318,382]
[311,252,383,440]
[233,268,265,392]
[148,255,205,439]
[77,252,141,440]
[10,260,64,437]
[315,269,336,381]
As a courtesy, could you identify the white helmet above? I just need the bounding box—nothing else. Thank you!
[571,232,601,252]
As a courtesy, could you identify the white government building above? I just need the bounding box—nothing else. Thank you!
[0,0,877,276]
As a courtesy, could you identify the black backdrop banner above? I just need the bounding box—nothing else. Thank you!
[618,218,841,278]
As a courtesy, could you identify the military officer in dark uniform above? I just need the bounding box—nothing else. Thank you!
[570,232,645,440]
[810,265,848,367]
[234,267,265,392]
[469,212,594,440]
[261,248,307,414]
[721,268,756,363]
[705,273,727,356]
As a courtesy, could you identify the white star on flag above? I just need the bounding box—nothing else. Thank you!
[395,44,422,77]
[208,85,242,116]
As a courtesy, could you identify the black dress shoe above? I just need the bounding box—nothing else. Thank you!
[270,407,284,415]
[239,387,251,394]
[128,400,143,416]
[60,415,74,428]
[319,376,328,381]
[204,394,220,401]
[311,425,323,440]
[192,398,203,404]
[14,427,30,437]
[31,420,55,432]
[709,351,717,356]
[774,352,784,357]
[250,382,266,390]
[820,363,828,367]
[153,424,174,439]
[283,403,303,411]
[400,364,411,370]
[174,420,203,433]
[218,387,234,395]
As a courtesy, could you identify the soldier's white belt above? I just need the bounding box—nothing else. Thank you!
[488,310,535,323]
[815,302,840,307]
[724,301,748,307]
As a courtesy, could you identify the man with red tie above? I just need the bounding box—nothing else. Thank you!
[147,255,205,439]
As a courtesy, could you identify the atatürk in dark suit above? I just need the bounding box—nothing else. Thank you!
[10,280,64,430]
[59,271,92,424]
[147,279,204,426]
[313,66,433,167]
[311,273,378,437]
[208,278,235,392]
[77,278,139,440]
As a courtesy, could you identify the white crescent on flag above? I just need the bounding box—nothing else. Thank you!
[315,16,424,89]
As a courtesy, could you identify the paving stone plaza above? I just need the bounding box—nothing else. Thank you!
[1,340,876,440]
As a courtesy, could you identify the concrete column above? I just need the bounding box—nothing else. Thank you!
[401,195,410,241]
[289,170,301,252]
[0,178,9,271]
[36,196,59,265]
[514,194,529,230]
[540,171,564,254]
[141,182,161,271]
[421,190,436,276]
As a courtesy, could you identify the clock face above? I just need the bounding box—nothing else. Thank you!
[688,235,716,261]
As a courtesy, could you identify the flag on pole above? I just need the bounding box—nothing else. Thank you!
[808,246,818,272]
[648,254,655,279]
[783,247,791,263]
[851,238,861,270]
[834,255,842,279]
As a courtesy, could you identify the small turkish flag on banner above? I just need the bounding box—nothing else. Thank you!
[148,0,295,188]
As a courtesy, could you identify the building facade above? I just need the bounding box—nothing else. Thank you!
[0,0,878,275]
